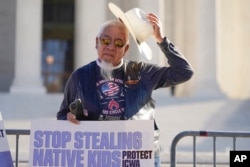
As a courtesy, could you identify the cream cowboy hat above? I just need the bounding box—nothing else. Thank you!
[108,2,153,60]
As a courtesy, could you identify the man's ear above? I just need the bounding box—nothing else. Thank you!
[124,44,130,55]
[95,37,98,49]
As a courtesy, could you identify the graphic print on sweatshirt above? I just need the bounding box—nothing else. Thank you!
[96,78,125,117]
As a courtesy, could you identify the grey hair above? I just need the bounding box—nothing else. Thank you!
[97,20,130,41]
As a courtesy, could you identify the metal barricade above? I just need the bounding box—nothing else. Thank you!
[170,130,250,167]
[6,129,30,167]
[5,129,250,167]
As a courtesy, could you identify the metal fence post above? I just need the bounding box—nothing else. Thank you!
[170,130,250,167]
[6,129,30,167]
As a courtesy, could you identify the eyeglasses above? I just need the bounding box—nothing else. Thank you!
[99,37,126,48]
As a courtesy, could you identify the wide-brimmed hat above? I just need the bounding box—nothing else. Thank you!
[108,2,153,60]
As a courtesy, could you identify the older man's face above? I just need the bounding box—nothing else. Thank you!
[96,25,129,66]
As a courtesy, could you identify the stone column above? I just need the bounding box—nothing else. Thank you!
[162,0,197,96]
[195,0,223,97]
[74,0,106,69]
[217,0,250,99]
[10,0,46,93]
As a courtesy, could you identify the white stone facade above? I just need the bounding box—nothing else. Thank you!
[0,0,249,99]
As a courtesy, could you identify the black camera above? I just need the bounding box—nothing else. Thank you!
[69,99,84,120]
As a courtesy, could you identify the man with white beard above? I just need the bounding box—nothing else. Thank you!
[57,5,193,167]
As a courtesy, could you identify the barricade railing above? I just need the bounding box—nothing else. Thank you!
[170,130,250,167]
[6,129,30,167]
[6,129,250,167]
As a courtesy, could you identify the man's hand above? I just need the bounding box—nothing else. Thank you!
[146,13,164,43]
[67,112,80,124]
[67,109,88,124]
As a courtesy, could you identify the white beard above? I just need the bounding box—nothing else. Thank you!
[99,60,114,80]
